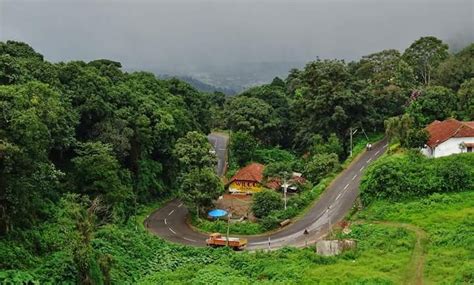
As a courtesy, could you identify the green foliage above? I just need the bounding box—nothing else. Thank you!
[135,159,165,201]
[356,191,474,283]
[0,41,219,236]
[292,59,369,150]
[251,190,283,219]
[262,161,293,180]
[403,128,429,148]
[230,131,258,167]
[360,153,474,204]
[179,168,224,215]
[434,43,474,91]
[1,38,473,284]
[71,142,134,219]
[254,147,297,165]
[384,114,428,148]
[457,78,474,120]
[403,36,449,85]
[310,133,344,160]
[193,219,263,235]
[304,153,340,184]
[224,96,280,144]
[174,131,217,174]
[407,85,458,126]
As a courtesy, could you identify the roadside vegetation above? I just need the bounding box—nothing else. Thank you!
[1,37,473,283]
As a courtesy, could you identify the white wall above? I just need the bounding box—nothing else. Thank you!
[430,137,474,158]
[421,146,433,157]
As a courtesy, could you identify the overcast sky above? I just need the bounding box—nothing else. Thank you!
[1,0,473,73]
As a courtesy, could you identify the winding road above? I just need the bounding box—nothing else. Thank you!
[146,133,388,250]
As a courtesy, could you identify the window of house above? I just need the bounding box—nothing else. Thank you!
[468,147,473,153]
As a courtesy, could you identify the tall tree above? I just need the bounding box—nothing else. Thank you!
[71,142,133,219]
[224,96,280,144]
[403,36,449,85]
[179,168,224,216]
[174,131,217,174]
[457,78,474,120]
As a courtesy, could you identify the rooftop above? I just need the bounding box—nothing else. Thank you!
[425,118,474,148]
[229,163,265,184]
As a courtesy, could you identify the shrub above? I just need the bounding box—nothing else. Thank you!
[254,148,296,164]
[260,214,280,231]
[251,190,283,219]
[360,153,474,204]
[304,153,340,183]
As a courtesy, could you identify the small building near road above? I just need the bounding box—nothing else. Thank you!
[228,163,265,194]
[421,118,474,158]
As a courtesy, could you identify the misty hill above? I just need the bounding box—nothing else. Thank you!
[155,61,305,94]
[159,74,237,95]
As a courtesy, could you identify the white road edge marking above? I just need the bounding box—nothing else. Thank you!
[383,144,388,148]
[375,150,380,155]
[360,166,365,172]
[336,193,342,200]
[367,158,372,163]
[343,184,349,190]
[183,237,197,242]
[164,218,167,225]
[168,209,175,216]
[178,203,183,208]
[352,174,357,181]
[169,227,176,234]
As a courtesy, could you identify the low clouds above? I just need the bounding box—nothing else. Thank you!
[1,0,472,74]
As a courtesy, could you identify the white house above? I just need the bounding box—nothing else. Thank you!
[421,118,474,158]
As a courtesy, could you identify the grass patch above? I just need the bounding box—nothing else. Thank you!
[4,190,471,284]
[354,191,474,284]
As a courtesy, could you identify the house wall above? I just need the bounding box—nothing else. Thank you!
[228,180,262,194]
[425,137,474,158]
[421,146,433,157]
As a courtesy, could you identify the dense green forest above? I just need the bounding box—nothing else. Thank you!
[0,37,473,283]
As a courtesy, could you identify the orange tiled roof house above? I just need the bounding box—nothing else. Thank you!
[227,163,305,194]
[421,118,474,158]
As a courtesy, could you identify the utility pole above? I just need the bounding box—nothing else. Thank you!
[282,171,289,210]
[226,212,232,247]
[283,172,288,210]
[350,127,353,157]
[349,128,358,157]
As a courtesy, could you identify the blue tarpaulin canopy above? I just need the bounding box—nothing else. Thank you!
[208,209,228,219]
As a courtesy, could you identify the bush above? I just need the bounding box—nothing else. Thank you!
[360,153,474,204]
[251,190,283,219]
[194,219,263,235]
[260,214,280,231]
[304,153,340,183]
[254,148,297,164]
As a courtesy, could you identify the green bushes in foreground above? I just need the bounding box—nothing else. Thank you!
[360,152,474,204]
[2,191,472,284]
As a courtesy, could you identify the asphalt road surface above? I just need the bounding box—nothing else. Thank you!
[146,138,388,250]
[207,132,229,177]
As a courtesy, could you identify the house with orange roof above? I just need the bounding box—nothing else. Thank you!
[227,162,306,194]
[421,118,474,158]
[228,163,265,194]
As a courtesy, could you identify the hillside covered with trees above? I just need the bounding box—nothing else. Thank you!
[0,37,473,283]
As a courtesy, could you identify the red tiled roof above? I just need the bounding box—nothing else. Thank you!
[264,175,307,190]
[229,163,264,184]
[425,118,474,148]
